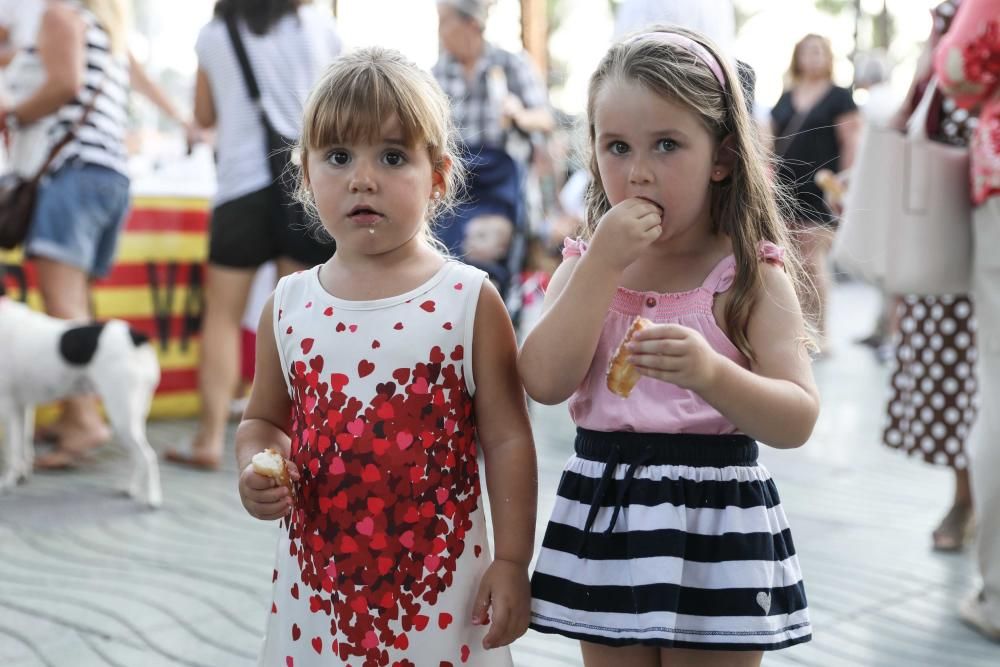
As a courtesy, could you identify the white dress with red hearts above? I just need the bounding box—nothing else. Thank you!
[257,261,512,667]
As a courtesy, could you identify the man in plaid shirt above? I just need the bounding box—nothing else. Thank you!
[433,0,553,265]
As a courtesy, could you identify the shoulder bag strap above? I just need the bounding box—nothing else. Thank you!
[29,75,107,183]
[224,15,272,131]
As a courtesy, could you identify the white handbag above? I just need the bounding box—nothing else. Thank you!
[834,79,972,295]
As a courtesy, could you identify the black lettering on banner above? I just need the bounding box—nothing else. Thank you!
[146,261,205,352]
[147,261,178,351]
[0,263,29,303]
[183,263,204,347]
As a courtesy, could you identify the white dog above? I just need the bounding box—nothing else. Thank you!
[0,296,163,507]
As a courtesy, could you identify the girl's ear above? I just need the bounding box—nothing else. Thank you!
[432,154,453,197]
[711,134,737,182]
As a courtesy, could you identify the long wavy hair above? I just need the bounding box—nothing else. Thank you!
[213,0,302,35]
[583,25,809,360]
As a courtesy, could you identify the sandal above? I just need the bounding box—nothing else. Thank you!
[164,448,222,471]
[932,504,975,552]
[33,447,92,471]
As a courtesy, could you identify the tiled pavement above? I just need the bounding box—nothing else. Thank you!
[2,282,999,666]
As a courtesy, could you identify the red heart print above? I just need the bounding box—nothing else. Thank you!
[340,535,358,553]
[330,373,349,391]
[347,419,365,436]
[461,644,471,662]
[413,614,429,631]
[336,322,346,332]
[323,306,334,316]
[367,497,385,513]
[378,557,393,575]
[332,491,348,509]
[399,530,415,549]
[349,324,358,332]
[420,300,436,312]
[372,438,390,455]
[305,301,313,309]
[356,517,374,536]
[311,637,322,654]
[377,403,394,419]
[370,532,387,550]
[335,433,354,450]
[361,464,381,482]
[438,612,453,629]
[451,346,464,361]
[285,657,293,667]
[394,633,409,650]
[411,377,430,394]
[358,359,375,377]
[286,326,293,334]
[309,356,324,373]
[474,545,482,557]
[393,322,404,330]
[443,322,453,330]
[454,282,463,290]
[300,338,314,354]
[392,368,410,384]
[328,457,345,475]
[272,602,277,614]
[362,631,378,650]
[290,583,299,599]
[291,624,301,640]
[396,432,414,450]
[436,487,449,504]
[430,346,445,364]
[372,339,381,349]
[424,554,441,571]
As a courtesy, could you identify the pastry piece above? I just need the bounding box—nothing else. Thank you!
[251,448,292,492]
[814,168,844,206]
[606,317,653,398]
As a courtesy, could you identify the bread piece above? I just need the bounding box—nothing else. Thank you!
[606,317,653,398]
[814,169,844,203]
[251,448,292,492]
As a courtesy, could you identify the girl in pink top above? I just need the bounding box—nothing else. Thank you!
[520,26,820,666]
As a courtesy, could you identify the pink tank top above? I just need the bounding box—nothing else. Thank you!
[563,238,785,435]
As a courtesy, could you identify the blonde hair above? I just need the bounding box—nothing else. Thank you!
[788,34,834,85]
[82,0,130,56]
[295,47,464,248]
[583,25,808,360]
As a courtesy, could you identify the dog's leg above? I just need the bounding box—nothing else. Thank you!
[0,403,28,491]
[21,405,35,478]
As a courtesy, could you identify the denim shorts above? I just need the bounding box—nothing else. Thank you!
[26,161,131,278]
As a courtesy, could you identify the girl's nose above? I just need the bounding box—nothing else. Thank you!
[628,156,653,185]
[349,164,377,193]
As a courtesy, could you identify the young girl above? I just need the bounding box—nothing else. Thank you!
[520,27,819,666]
[235,47,537,667]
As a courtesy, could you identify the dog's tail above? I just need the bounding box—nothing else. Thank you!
[99,320,162,390]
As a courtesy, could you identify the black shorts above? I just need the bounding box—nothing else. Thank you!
[208,186,335,268]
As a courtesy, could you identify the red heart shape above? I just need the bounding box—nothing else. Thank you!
[438,612,453,629]
[454,282,463,290]
[420,300,436,312]
[367,497,385,513]
[474,545,482,558]
[327,457,345,475]
[356,517,374,536]
[362,464,381,483]
[399,530,415,549]
[372,438,390,455]
[336,322,346,332]
[413,614,429,631]
[451,345,464,361]
[393,322,404,330]
[443,322,453,330]
[332,491,348,509]
[436,487,449,504]
[285,657,293,667]
[290,583,299,599]
[311,637,322,654]
[335,432,354,450]
[462,644,471,662]
[430,346,445,364]
[392,368,410,384]
[329,373,349,391]
[291,623,301,640]
[286,326,293,334]
[349,324,358,332]
[358,359,375,377]
[300,338,314,354]
[347,419,365,436]
[396,432,414,450]
[362,630,378,650]
[378,556,393,575]
[340,535,358,553]
[394,633,409,650]
[323,306,334,316]
[372,339,381,349]
[305,301,313,309]
[370,532,387,550]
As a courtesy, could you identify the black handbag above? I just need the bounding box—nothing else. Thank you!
[0,83,105,250]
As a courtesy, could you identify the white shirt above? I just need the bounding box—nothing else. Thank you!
[195,5,341,206]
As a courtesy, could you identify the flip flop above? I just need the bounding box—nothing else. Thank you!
[932,505,975,552]
[164,449,222,471]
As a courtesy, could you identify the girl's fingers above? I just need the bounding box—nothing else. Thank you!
[471,584,491,626]
[483,599,511,649]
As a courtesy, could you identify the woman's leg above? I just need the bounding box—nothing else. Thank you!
[933,467,975,551]
[166,264,255,469]
[660,648,763,667]
[792,224,835,350]
[581,642,659,667]
[32,257,111,467]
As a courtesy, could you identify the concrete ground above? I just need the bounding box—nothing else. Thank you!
[1,281,999,666]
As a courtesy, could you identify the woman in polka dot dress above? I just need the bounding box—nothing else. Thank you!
[883,0,978,552]
[234,48,537,666]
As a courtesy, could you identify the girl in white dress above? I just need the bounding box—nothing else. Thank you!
[234,47,537,667]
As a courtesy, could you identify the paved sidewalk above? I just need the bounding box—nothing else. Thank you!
[1,282,999,666]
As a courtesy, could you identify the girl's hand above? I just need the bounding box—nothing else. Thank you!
[238,459,300,521]
[471,559,531,650]
[588,197,663,272]
[629,323,723,393]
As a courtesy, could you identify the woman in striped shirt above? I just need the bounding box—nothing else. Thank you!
[0,0,192,468]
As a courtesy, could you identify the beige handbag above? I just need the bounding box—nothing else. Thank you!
[835,79,972,295]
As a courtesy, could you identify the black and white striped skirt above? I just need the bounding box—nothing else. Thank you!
[530,428,811,651]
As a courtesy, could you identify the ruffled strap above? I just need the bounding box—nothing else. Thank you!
[703,241,786,294]
[562,237,589,258]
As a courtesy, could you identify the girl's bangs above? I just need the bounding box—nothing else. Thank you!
[305,69,427,150]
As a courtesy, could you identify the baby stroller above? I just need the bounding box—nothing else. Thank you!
[435,144,529,323]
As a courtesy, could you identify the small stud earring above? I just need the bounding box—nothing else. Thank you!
[433,191,441,200]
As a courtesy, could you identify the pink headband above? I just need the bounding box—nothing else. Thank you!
[625,32,727,88]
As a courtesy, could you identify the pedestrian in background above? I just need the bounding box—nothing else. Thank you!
[934,0,1000,641]
[166,0,341,471]
[772,34,861,355]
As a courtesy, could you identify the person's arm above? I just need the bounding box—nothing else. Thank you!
[192,66,216,129]
[235,294,298,520]
[834,109,862,170]
[1,4,84,126]
[517,198,662,404]
[129,51,201,147]
[934,0,1000,106]
[468,281,537,649]
[505,52,553,134]
[629,262,820,448]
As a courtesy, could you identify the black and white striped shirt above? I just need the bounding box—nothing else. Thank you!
[45,1,130,177]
